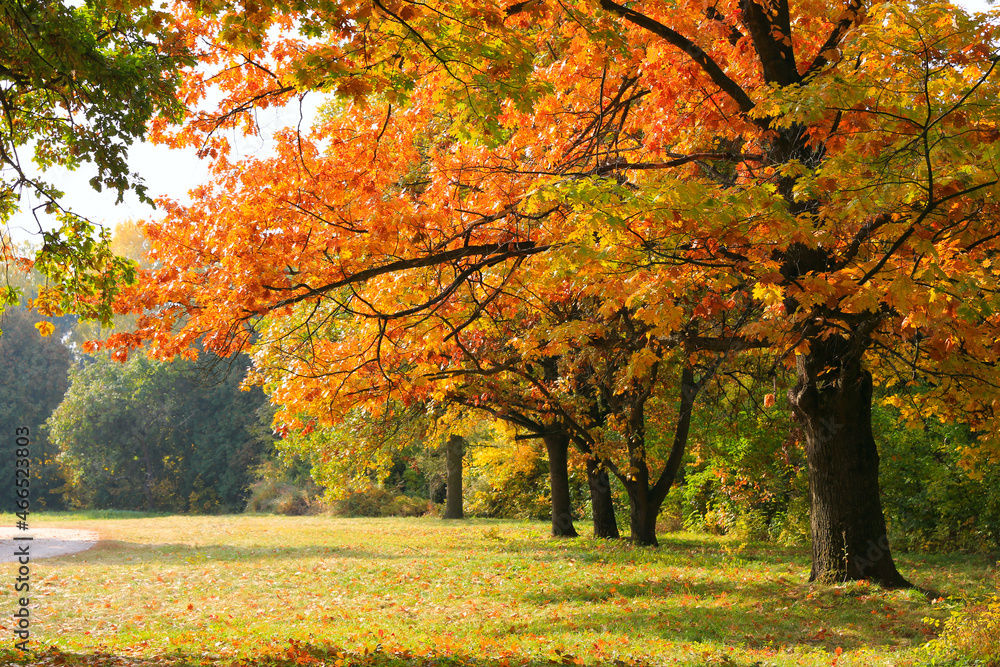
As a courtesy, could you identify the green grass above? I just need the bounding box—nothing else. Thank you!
[1,513,996,666]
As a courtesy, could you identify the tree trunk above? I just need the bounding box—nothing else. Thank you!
[619,366,699,547]
[587,458,619,539]
[444,433,465,519]
[624,477,660,546]
[140,439,156,511]
[788,337,912,588]
[542,431,578,537]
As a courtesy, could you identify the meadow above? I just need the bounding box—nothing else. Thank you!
[0,513,995,666]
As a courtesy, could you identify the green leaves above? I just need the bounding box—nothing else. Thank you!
[32,216,138,326]
[1,0,189,328]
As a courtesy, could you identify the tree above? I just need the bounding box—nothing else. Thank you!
[107,0,1000,584]
[48,351,274,511]
[0,306,72,510]
[432,297,724,545]
[1,0,187,324]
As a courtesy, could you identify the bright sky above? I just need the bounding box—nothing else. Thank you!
[5,0,996,246]
[5,106,297,245]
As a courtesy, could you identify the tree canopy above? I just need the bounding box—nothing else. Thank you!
[104,0,1000,585]
[47,350,276,512]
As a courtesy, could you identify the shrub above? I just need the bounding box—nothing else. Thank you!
[246,478,314,515]
[924,596,1000,666]
[332,485,432,517]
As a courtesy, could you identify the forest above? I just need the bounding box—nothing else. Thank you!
[2,0,1000,664]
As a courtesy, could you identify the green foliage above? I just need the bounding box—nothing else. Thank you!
[1,0,188,325]
[875,403,1000,554]
[657,393,999,554]
[0,0,186,199]
[678,406,809,545]
[0,306,72,510]
[278,404,438,501]
[31,217,138,326]
[48,351,275,512]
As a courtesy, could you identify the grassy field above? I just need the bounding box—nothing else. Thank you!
[0,513,996,666]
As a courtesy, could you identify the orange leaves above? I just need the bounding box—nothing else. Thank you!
[34,320,56,337]
[84,0,1000,495]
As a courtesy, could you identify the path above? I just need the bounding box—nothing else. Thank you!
[0,527,99,562]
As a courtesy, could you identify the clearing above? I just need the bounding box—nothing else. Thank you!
[0,513,993,666]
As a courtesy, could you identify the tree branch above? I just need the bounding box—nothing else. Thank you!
[597,0,756,114]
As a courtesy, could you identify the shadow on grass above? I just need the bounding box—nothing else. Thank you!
[518,575,936,652]
[48,529,807,569]
[0,642,773,667]
[48,539,414,564]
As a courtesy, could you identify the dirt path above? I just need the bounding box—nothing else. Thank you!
[0,527,99,562]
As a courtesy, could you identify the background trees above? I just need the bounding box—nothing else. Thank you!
[47,351,275,512]
[0,306,72,510]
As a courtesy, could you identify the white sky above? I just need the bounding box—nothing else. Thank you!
[5,110,290,245]
[5,0,996,246]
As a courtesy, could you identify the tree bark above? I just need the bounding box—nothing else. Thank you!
[444,433,465,519]
[586,458,619,539]
[788,336,912,588]
[542,430,578,537]
[624,475,660,546]
[616,366,699,547]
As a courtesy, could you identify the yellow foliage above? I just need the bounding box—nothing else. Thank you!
[926,595,1000,665]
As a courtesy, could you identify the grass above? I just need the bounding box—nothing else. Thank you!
[1,513,996,666]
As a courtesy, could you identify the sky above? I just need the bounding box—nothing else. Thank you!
[6,0,997,246]
[6,109,291,245]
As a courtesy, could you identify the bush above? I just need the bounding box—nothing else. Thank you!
[924,596,1000,666]
[246,478,315,515]
[246,456,324,515]
[332,485,432,517]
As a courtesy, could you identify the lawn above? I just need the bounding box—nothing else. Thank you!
[1,513,995,666]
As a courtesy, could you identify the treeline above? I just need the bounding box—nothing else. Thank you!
[3,296,998,554]
[0,305,274,514]
[278,398,1000,555]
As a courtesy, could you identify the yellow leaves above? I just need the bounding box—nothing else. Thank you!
[622,348,659,389]
[751,282,784,309]
[35,321,56,337]
[30,288,66,319]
